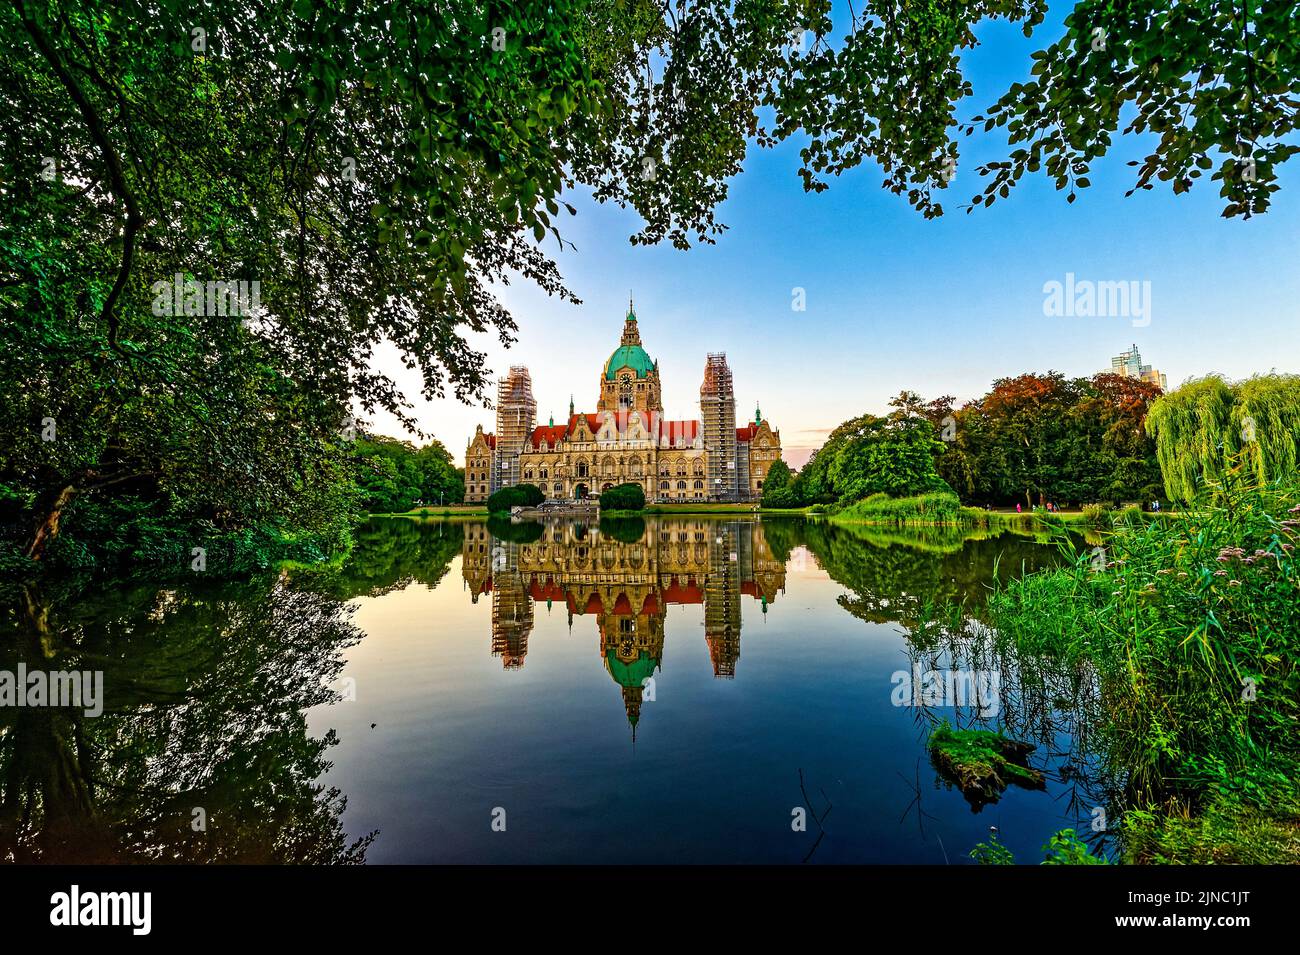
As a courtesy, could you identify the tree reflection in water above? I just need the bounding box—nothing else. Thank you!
[1,515,1114,862]
[0,517,464,863]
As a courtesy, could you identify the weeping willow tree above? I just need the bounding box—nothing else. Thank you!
[1146,375,1300,503]
[1236,376,1300,488]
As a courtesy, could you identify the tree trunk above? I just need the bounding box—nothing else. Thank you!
[25,483,80,561]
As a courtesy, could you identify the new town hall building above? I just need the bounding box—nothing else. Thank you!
[465,304,781,503]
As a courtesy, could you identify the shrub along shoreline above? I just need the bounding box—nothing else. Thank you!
[988,480,1300,863]
[828,491,1152,530]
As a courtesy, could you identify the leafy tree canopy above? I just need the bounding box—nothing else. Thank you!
[4,0,1290,563]
[1146,374,1300,503]
[599,482,646,511]
[487,483,544,513]
[353,434,464,513]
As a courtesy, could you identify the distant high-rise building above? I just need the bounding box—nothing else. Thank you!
[1109,343,1167,391]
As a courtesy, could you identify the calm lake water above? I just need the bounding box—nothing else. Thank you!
[1,516,1115,864]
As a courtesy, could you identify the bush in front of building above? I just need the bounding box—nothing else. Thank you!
[486,483,545,513]
[486,515,545,543]
[599,483,645,511]
[598,514,646,543]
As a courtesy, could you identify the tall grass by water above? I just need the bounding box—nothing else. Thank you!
[831,491,1140,533]
[988,479,1300,862]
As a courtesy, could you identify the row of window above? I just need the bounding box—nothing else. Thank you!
[519,464,707,476]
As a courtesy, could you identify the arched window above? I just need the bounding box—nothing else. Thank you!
[693,480,704,490]
[659,480,670,490]
[577,461,589,478]
[677,480,687,490]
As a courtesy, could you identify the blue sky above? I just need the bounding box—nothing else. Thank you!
[369,11,1300,468]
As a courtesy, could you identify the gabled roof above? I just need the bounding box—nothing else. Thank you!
[571,411,663,438]
[660,419,700,444]
[661,581,704,604]
[527,577,567,602]
[567,592,604,615]
[567,412,603,435]
[736,423,759,443]
[529,424,569,449]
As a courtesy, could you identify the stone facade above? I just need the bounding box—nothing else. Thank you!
[465,304,780,503]
[462,517,787,730]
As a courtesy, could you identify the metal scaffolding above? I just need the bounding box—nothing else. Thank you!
[704,526,741,677]
[494,365,536,492]
[700,353,737,501]
[490,544,532,669]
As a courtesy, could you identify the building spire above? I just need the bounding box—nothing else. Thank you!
[628,292,635,321]
[755,403,762,424]
[569,394,574,417]
[620,303,642,346]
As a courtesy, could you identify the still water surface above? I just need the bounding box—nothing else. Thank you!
[2,516,1112,863]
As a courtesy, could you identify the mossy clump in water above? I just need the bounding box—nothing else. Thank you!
[928,720,1046,810]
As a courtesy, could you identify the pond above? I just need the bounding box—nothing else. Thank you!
[0,515,1115,863]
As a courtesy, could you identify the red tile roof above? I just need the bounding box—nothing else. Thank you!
[567,413,603,436]
[529,424,569,449]
[566,592,604,615]
[736,423,758,443]
[660,419,700,444]
[661,581,704,604]
[522,580,760,612]
[528,577,567,602]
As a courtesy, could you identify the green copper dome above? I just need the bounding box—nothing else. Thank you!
[604,344,656,380]
[604,649,659,688]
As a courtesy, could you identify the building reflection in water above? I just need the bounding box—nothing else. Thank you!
[462,519,786,733]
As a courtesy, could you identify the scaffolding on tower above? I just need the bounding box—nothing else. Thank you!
[700,353,737,502]
[494,366,537,492]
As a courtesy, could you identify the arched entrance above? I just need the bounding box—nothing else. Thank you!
[574,483,589,499]
[601,483,614,493]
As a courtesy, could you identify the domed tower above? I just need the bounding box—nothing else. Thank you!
[598,299,663,417]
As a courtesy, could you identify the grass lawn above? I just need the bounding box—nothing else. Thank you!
[369,505,489,518]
